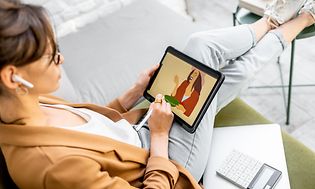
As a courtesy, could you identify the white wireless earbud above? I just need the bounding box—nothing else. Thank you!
[12,74,34,89]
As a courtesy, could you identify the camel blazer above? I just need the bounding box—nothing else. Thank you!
[0,95,201,189]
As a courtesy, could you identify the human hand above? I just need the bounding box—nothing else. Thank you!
[117,64,159,110]
[134,64,159,96]
[148,94,174,136]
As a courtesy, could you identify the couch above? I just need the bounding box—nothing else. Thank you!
[0,0,314,188]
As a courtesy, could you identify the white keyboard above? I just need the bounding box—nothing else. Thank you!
[217,150,263,189]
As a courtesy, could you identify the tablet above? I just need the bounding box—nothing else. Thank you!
[144,46,225,133]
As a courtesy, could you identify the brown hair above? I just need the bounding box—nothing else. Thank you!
[186,69,202,94]
[0,0,57,73]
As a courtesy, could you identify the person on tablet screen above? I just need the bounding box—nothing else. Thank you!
[171,69,203,117]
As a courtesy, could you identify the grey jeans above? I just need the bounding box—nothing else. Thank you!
[138,24,288,181]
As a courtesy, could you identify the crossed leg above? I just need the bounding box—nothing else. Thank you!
[216,13,314,110]
[167,18,275,181]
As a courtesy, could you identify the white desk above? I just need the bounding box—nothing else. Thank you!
[203,124,290,189]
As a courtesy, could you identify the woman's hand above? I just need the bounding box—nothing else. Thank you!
[117,64,159,110]
[134,64,159,97]
[148,94,174,135]
[148,94,174,159]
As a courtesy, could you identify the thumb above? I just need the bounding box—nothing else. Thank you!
[148,64,159,76]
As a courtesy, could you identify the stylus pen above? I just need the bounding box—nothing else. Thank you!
[133,109,153,131]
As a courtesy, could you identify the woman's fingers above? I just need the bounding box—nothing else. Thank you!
[149,102,155,110]
[161,97,167,111]
[151,94,163,111]
[166,103,172,114]
[147,64,160,77]
[151,94,172,116]
[148,94,174,135]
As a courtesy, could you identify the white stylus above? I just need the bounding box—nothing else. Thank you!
[12,75,34,88]
[134,109,153,131]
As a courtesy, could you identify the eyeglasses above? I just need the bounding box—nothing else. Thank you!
[44,47,62,65]
[53,51,61,65]
[52,44,62,65]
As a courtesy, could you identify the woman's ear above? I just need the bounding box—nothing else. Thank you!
[0,65,19,90]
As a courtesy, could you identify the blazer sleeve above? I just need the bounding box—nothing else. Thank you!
[44,156,179,189]
[106,99,128,113]
[143,157,179,188]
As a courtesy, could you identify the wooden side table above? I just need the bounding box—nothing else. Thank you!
[233,7,315,125]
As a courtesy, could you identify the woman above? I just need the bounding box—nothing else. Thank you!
[0,0,314,188]
[171,69,202,117]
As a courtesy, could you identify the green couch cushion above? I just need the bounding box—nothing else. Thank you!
[281,132,315,189]
[214,98,271,127]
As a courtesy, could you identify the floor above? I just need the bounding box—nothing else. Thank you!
[184,0,315,151]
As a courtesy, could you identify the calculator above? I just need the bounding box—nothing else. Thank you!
[217,150,282,189]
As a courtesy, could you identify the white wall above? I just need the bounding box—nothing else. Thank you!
[23,0,188,37]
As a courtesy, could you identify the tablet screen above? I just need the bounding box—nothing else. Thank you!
[146,49,221,127]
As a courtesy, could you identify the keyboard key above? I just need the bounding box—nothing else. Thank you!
[216,150,263,189]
